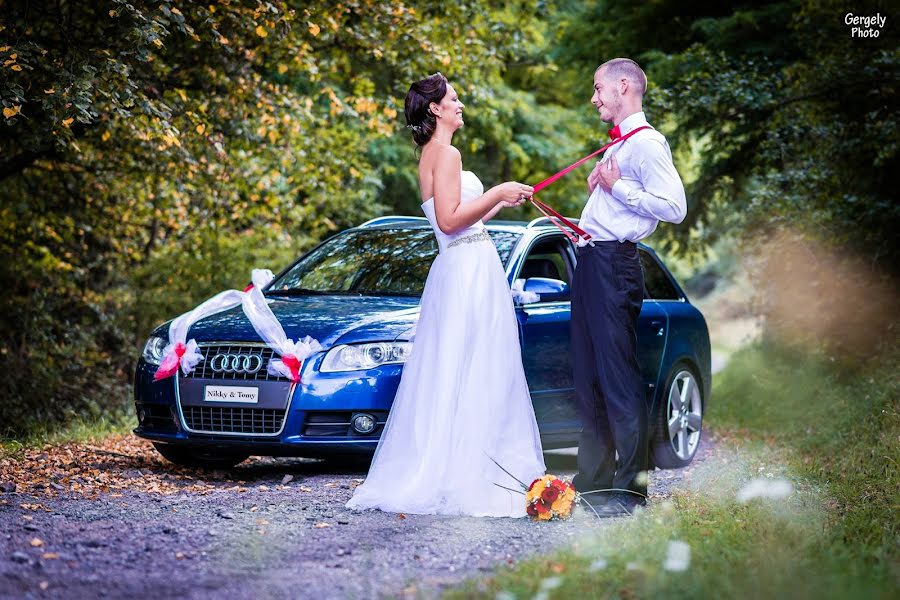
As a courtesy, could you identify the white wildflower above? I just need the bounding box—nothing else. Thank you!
[539,576,562,591]
[634,471,650,488]
[588,558,608,572]
[736,477,794,503]
[663,540,691,572]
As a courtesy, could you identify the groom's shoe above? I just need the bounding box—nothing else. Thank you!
[589,493,647,518]
[579,490,611,507]
[578,491,610,516]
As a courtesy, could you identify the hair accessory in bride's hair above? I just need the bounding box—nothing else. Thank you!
[404,73,447,146]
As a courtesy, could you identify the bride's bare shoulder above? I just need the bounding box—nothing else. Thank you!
[419,146,460,197]
[421,143,461,166]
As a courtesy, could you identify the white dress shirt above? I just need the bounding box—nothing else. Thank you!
[578,111,687,243]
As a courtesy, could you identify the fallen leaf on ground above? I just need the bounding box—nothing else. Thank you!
[0,435,227,499]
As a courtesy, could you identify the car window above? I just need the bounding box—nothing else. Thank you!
[640,250,681,300]
[516,236,573,301]
[486,230,522,266]
[268,228,521,296]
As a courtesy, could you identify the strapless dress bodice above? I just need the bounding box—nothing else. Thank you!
[421,170,488,253]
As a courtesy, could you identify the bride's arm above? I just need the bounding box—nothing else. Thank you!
[481,202,505,224]
[432,146,503,235]
[433,146,532,235]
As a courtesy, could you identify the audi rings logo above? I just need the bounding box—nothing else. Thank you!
[210,353,264,374]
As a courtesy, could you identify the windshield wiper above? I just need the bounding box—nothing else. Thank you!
[266,288,420,298]
[265,288,331,296]
[353,290,420,297]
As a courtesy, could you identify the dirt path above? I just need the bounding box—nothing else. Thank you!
[0,435,715,599]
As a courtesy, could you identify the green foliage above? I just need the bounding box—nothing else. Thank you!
[2,1,897,432]
[450,493,894,599]
[711,343,899,562]
[554,0,899,263]
[0,1,561,432]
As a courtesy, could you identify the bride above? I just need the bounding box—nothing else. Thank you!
[345,73,546,517]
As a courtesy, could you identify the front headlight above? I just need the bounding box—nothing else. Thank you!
[141,335,168,366]
[320,342,413,373]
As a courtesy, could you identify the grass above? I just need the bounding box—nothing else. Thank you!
[445,344,899,599]
[711,344,899,562]
[0,405,135,459]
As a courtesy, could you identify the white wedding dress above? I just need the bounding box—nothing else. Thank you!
[345,170,546,517]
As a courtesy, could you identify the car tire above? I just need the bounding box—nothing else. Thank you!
[151,442,250,469]
[651,363,703,469]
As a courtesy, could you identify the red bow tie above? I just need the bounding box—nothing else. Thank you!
[608,125,622,140]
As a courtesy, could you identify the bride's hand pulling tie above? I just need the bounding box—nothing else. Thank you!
[495,181,534,208]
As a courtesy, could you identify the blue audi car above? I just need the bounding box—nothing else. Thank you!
[134,216,710,470]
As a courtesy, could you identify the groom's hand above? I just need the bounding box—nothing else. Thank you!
[587,161,603,193]
[596,156,621,193]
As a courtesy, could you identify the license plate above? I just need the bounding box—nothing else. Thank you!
[204,385,259,404]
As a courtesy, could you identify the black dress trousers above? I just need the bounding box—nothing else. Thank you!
[570,240,648,498]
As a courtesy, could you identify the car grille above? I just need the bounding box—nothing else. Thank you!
[184,344,287,381]
[183,406,286,434]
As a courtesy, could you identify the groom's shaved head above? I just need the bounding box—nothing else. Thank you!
[596,58,647,97]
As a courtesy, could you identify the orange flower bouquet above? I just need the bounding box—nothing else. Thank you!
[525,475,577,521]
[488,455,579,521]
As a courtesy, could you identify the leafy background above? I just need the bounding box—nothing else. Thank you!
[1,0,896,431]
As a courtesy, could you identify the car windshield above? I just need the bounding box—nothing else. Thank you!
[267,228,522,297]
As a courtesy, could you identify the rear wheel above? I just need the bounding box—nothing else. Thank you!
[152,442,250,469]
[651,363,703,469]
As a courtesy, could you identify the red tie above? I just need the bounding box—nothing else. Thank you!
[529,124,652,245]
[608,124,622,140]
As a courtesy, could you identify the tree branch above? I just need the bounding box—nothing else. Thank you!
[0,147,59,182]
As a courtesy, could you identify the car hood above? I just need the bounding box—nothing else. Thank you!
[173,295,422,348]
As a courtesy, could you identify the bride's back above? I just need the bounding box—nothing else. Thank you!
[416,142,461,203]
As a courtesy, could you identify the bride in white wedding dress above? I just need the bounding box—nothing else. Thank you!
[345,73,546,517]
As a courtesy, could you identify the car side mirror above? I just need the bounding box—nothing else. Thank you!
[523,277,569,302]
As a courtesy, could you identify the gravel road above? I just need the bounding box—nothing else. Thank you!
[1,436,714,599]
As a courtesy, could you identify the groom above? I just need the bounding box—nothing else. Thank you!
[570,58,687,516]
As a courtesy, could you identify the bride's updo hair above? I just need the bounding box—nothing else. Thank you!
[404,72,448,146]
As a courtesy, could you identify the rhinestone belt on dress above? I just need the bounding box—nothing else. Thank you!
[446,230,492,248]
